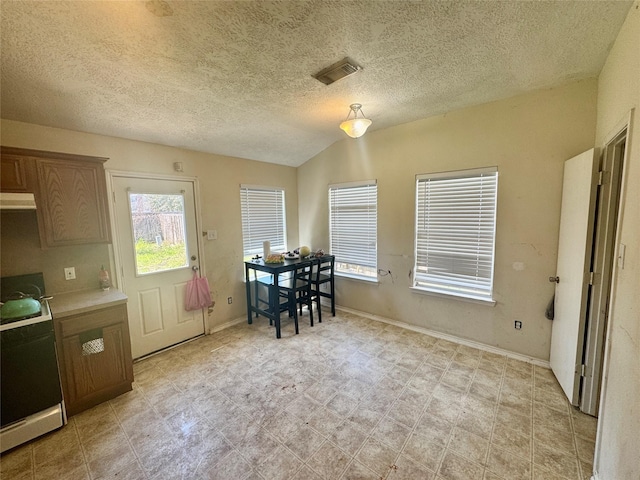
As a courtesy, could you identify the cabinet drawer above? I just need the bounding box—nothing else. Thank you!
[58,305,126,337]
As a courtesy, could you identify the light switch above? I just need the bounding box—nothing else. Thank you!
[207,230,218,240]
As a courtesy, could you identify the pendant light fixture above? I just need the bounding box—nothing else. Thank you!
[340,103,372,138]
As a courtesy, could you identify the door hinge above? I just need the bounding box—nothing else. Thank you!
[589,271,595,285]
[580,364,586,377]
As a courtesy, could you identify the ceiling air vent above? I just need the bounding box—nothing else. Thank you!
[313,57,362,85]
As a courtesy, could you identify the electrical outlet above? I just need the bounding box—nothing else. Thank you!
[514,320,522,330]
[227,297,232,304]
[64,267,76,280]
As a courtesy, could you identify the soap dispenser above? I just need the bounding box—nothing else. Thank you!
[99,266,111,291]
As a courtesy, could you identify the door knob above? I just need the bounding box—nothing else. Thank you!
[549,276,560,283]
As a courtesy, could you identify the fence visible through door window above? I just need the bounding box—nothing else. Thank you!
[128,192,188,275]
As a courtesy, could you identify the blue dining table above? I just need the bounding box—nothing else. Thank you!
[244,256,313,338]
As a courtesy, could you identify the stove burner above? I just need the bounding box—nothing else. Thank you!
[0,300,51,333]
[0,307,44,325]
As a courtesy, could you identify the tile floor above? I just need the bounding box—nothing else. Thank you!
[1,310,597,480]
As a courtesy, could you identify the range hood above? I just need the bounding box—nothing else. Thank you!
[0,192,37,210]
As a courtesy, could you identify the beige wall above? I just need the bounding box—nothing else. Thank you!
[0,119,299,331]
[1,10,637,471]
[298,80,598,361]
[593,3,639,479]
[0,210,111,294]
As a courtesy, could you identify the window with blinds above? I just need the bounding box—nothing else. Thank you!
[329,180,377,280]
[413,167,498,301]
[240,185,286,259]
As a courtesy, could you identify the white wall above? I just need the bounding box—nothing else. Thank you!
[0,119,299,332]
[593,3,640,479]
[298,80,598,361]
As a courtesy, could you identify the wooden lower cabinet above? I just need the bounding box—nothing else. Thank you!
[55,304,133,416]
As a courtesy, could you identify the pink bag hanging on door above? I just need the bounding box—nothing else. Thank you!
[185,271,213,311]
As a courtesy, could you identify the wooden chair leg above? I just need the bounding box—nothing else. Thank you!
[315,289,322,323]
[299,292,303,316]
[275,312,281,338]
[290,291,299,334]
[330,282,335,316]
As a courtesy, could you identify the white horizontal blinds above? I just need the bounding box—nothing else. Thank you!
[329,181,377,271]
[240,185,286,257]
[414,167,498,299]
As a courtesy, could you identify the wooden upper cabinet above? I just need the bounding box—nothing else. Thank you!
[1,147,111,247]
[36,156,111,246]
[0,153,35,192]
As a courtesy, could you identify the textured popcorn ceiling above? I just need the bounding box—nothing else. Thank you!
[0,1,632,167]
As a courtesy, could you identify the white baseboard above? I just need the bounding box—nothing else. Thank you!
[208,315,246,334]
[208,306,551,369]
[336,305,551,369]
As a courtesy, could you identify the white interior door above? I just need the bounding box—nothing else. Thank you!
[550,149,598,405]
[113,176,205,359]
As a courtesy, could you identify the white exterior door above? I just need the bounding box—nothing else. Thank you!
[550,149,598,405]
[112,175,205,359]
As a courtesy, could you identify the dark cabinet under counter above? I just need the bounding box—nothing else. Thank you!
[49,290,133,417]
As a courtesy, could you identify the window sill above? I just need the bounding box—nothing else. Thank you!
[335,272,379,284]
[410,287,496,306]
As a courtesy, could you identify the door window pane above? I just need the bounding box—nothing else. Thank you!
[129,193,188,275]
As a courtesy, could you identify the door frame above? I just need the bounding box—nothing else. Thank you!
[580,125,626,415]
[105,170,208,334]
[593,108,634,472]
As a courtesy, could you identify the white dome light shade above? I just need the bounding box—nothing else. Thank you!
[340,118,372,138]
[339,104,372,138]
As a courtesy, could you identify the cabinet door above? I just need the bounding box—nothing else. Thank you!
[36,158,111,246]
[0,154,33,192]
[62,323,131,415]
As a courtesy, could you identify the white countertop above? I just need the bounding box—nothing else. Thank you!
[48,289,128,319]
